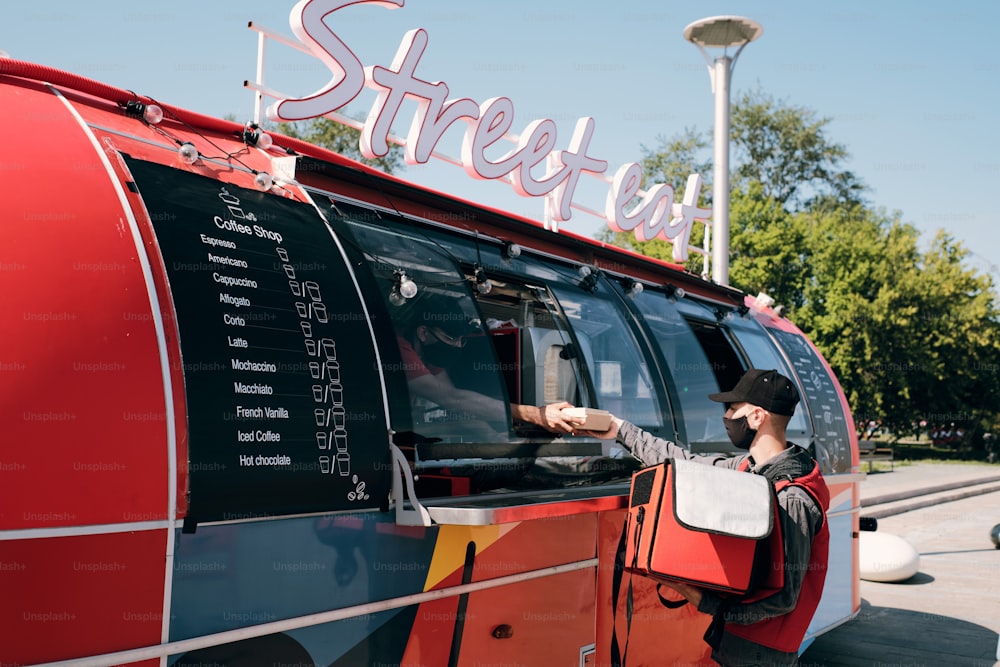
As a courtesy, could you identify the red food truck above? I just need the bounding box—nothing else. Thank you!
[0,6,862,665]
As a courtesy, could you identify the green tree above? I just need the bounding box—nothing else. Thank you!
[907,232,1000,437]
[730,90,866,210]
[727,185,808,309]
[601,93,865,279]
[784,207,1000,440]
[795,206,928,428]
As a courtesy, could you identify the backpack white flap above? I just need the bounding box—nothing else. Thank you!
[671,458,774,539]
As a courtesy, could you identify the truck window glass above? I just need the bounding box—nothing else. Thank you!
[547,283,665,429]
[337,216,512,445]
[725,317,810,439]
[470,276,643,485]
[628,291,729,448]
[330,212,640,494]
[471,280,588,423]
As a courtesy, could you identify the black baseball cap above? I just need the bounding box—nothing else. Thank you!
[708,369,800,416]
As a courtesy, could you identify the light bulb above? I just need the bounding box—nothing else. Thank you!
[254,172,273,191]
[473,264,492,294]
[578,265,599,291]
[177,142,198,165]
[503,241,522,259]
[388,288,407,307]
[398,274,418,299]
[666,285,686,301]
[255,132,273,151]
[142,104,163,125]
[627,281,644,297]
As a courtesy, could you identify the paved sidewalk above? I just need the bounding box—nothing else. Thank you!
[801,461,1000,666]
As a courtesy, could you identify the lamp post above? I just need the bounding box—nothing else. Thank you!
[684,16,762,286]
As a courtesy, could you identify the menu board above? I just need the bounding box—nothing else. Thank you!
[768,329,852,474]
[125,157,390,522]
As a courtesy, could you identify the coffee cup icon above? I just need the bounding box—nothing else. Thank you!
[316,432,330,450]
[329,385,344,407]
[304,281,322,302]
[312,302,328,323]
[335,451,350,476]
[319,456,331,474]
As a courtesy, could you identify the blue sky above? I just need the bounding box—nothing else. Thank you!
[5,1,999,283]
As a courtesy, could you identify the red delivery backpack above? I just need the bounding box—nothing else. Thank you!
[623,458,783,594]
[610,458,785,665]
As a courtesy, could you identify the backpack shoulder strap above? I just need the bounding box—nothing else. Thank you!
[774,466,825,528]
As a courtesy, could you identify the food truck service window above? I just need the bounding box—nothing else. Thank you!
[470,280,590,434]
[330,213,519,445]
[628,290,728,448]
[547,281,665,431]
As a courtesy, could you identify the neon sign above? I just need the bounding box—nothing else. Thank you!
[263,0,711,261]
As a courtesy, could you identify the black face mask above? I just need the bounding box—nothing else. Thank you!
[723,415,757,450]
[421,340,454,369]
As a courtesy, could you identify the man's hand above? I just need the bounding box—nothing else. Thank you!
[658,580,703,608]
[576,415,623,440]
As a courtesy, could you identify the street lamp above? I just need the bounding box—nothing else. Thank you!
[684,16,762,286]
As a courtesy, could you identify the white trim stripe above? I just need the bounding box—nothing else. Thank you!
[49,86,179,662]
[24,557,599,667]
[0,520,170,542]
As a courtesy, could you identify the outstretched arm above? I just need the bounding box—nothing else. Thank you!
[409,373,584,434]
[579,416,735,468]
[511,401,582,434]
[579,416,689,466]
[408,371,507,420]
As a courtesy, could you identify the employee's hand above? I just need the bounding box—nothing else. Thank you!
[512,401,583,434]
[576,415,623,440]
[539,401,585,434]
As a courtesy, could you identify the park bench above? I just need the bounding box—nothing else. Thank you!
[858,439,894,472]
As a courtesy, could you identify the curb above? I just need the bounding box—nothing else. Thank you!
[862,481,1000,520]
[863,474,1000,507]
